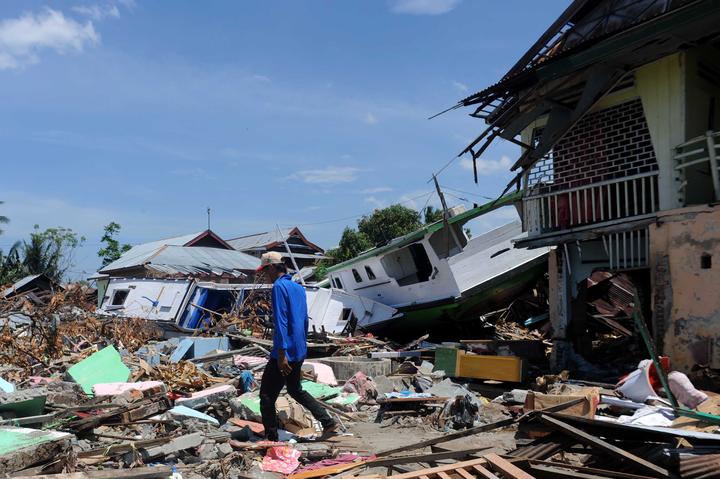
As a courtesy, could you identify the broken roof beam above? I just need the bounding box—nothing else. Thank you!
[538,414,671,478]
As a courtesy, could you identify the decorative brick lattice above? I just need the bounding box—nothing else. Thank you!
[533,98,658,194]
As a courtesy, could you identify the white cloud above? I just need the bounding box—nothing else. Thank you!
[364,112,378,125]
[459,155,513,175]
[289,166,361,184]
[364,196,386,209]
[0,8,99,70]
[452,80,468,92]
[72,4,120,21]
[252,73,271,83]
[360,186,393,194]
[389,0,462,15]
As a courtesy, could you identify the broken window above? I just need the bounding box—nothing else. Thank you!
[365,265,376,280]
[352,269,363,283]
[110,289,129,306]
[380,242,433,286]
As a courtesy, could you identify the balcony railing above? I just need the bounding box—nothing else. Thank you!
[674,130,720,203]
[523,171,659,236]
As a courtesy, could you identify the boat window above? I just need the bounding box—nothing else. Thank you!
[352,269,363,283]
[364,266,376,280]
[380,242,433,286]
[429,224,466,259]
[333,277,344,289]
[110,289,129,306]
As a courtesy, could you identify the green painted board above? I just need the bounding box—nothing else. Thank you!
[237,393,261,415]
[67,345,130,395]
[0,396,46,418]
[0,426,71,455]
[434,347,459,377]
[301,380,341,400]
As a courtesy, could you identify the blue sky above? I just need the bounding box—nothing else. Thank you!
[0,0,568,279]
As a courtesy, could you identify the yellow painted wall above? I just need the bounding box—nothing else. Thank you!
[650,204,720,373]
[636,53,686,211]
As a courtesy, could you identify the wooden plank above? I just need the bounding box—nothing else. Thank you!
[377,417,516,457]
[372,458,490,479]
[484,453,535,479]
[12,467,173,478]
[529,464,613,479]
[538,414,670,478]
[365,447,492,468]
[437,472,453,479]
[456,467,477,479]
[472,465,501,479]
[287,460,370,479]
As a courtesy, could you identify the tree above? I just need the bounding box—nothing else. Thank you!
[423,205,444,224]
[22,225,85,283]
[357,204,422,246]
[0,241,22,284]
[0,201,9,236]
[97,222,132,266]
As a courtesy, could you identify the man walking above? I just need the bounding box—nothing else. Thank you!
[257,251,337,441]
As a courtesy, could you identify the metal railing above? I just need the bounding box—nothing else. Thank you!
[674,130,720,203]
[523,171,659,236]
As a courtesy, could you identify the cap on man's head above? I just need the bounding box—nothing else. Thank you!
[257,251,284,272]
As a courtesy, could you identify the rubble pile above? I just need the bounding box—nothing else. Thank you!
[0,286,719,479]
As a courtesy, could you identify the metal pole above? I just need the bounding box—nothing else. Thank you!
[276,224,305,285]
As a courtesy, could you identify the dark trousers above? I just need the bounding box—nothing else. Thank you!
[259,358,333,441]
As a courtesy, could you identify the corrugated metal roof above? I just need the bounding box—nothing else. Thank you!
[2,274,45,298]
[226,229,293,251]
[99,244,260,277]
[99,231,204,273]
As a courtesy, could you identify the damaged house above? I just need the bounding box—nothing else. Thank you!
[92,229,397,334]
[226,227,327,270]
[455,0,720,373]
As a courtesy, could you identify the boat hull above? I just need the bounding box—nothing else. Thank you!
[359,261,546,341]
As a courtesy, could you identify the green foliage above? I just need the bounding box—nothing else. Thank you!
[0,241,23,285]
[423,205,444,224]
[22,225,85,283]
[97,222,132,266]
[357,204,422,246]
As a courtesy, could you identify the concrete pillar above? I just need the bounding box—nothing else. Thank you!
[548,248,572,370]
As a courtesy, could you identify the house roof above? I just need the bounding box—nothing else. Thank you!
[326,190,522,272]
[453,0,720,192]
[100,245,260,277]
[226,227,324,253]
[99,230,243,275]
[3,273,63,298]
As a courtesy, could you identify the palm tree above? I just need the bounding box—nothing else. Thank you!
[0,201,8,236]
[0,241,23,284]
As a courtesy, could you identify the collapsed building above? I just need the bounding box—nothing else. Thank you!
[454,0,720,373]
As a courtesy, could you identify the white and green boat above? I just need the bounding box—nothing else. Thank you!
[325,192,551,338]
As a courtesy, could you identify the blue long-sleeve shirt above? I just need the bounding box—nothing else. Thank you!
[270,274,308,362]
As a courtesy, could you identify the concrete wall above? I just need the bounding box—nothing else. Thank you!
[650,204,720,373]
